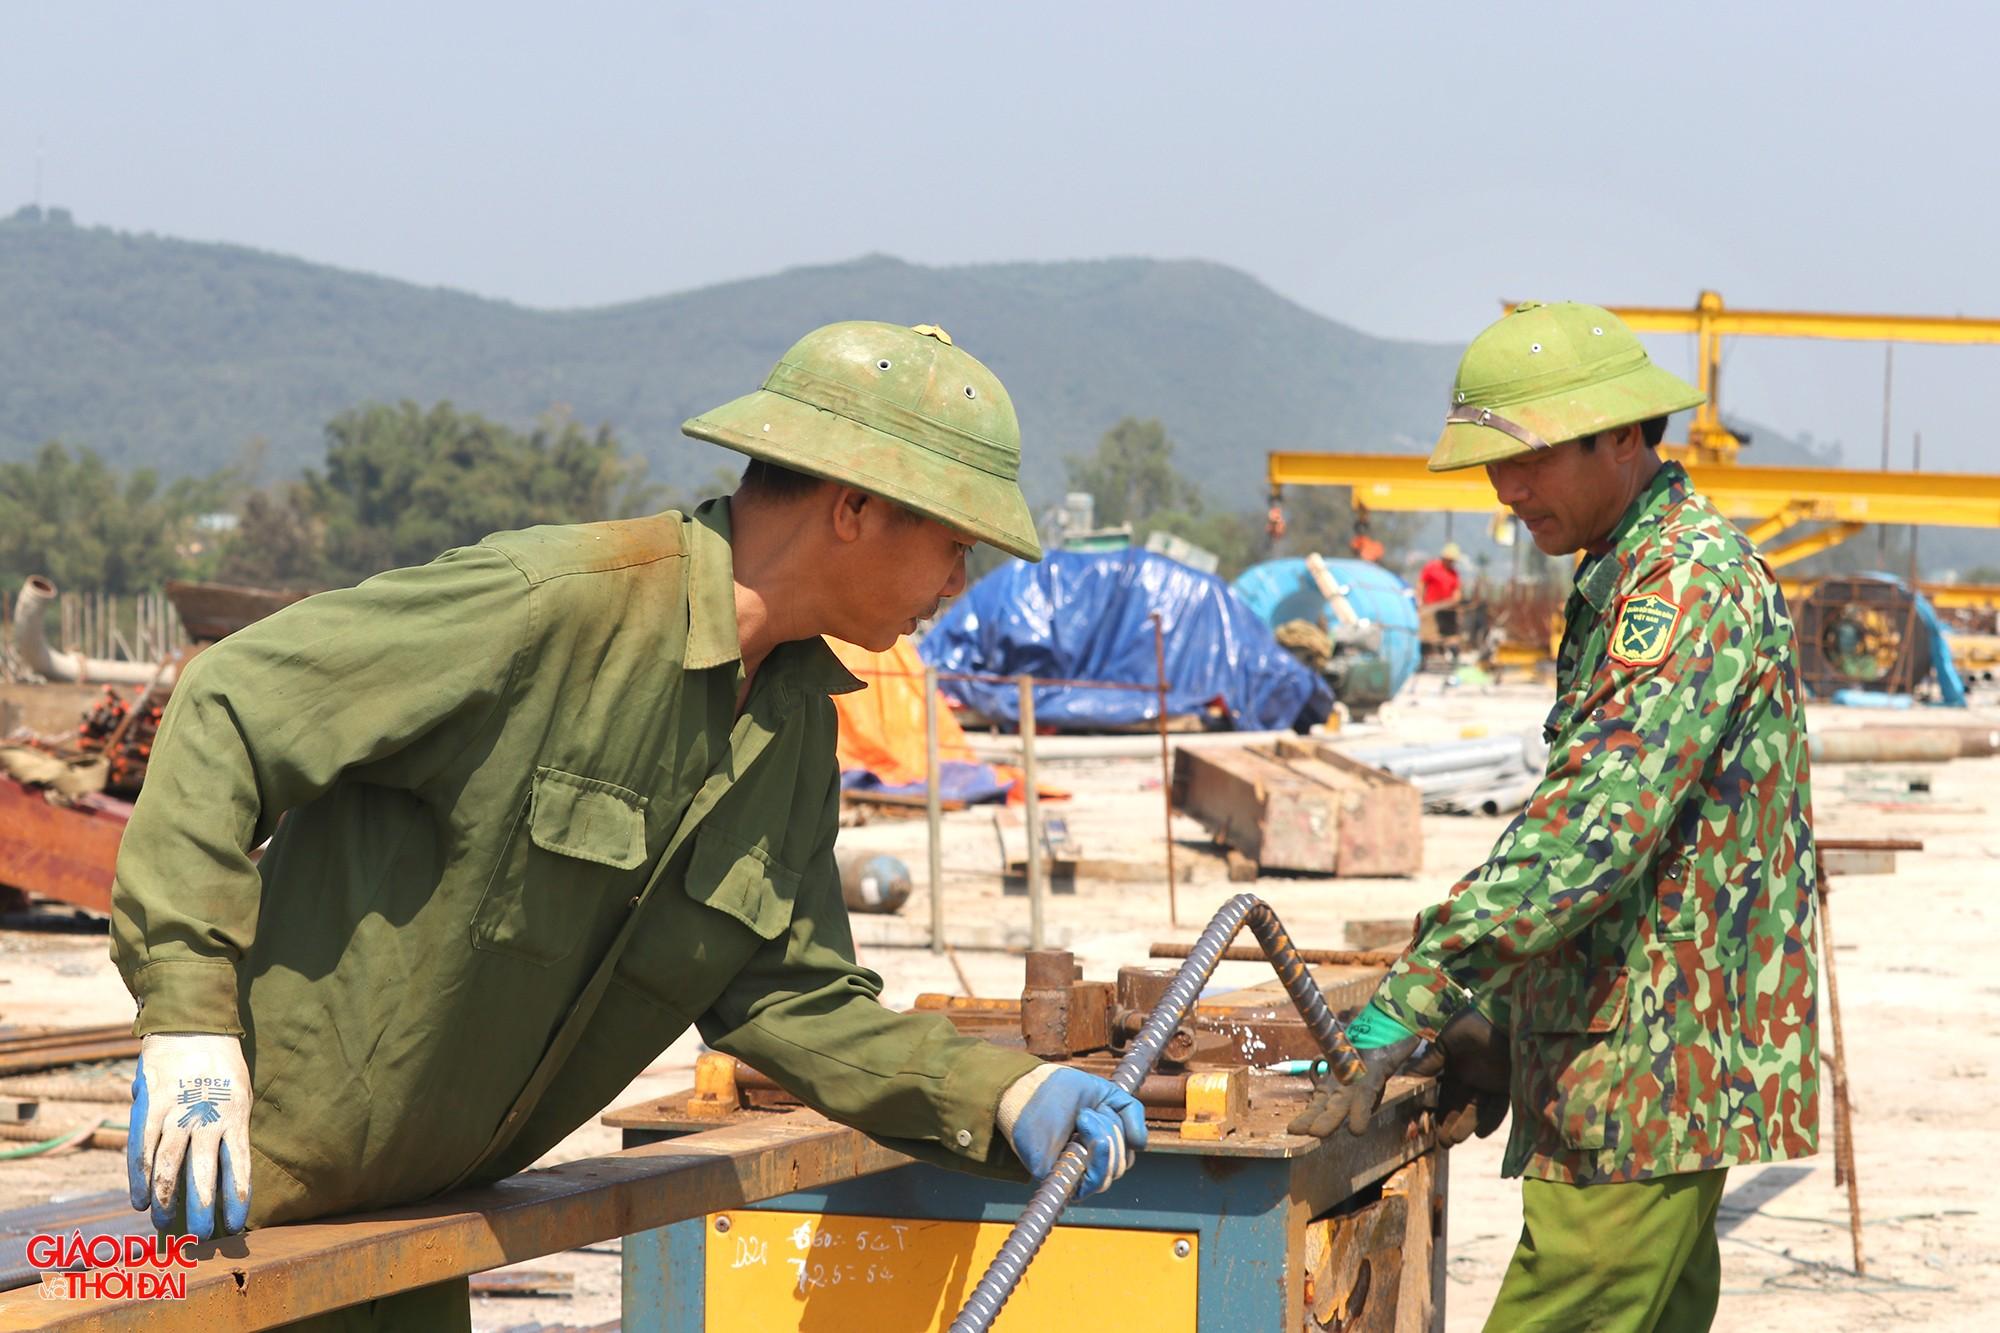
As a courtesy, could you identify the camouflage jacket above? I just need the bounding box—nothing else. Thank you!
[1377,462,1819,1184]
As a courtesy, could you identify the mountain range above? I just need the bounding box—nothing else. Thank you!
[9,207,1994,575]
[0,210,1581,508]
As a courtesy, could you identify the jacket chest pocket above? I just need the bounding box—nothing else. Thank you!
[1518,969,1633,1152]
[471,768,650,966]
[614,826,802,1020]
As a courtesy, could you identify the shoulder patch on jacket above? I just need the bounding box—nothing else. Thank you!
[1608,591,1681,667]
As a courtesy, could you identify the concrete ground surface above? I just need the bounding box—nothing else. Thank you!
[1,679,1994,1331]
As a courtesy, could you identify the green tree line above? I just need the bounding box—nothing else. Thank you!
[1,402,663,595]
[1063,416,1416,578]
[2,406,1425,601]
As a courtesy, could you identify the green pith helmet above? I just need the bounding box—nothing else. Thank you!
[1428,301,1705,473]
[682,321,1042,560]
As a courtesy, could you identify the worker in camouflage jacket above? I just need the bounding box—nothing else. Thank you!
[1292,301,1818,1333]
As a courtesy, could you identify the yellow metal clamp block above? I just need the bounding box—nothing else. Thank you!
[703,1210,1197,1331]
[685,1051,741,1119]
[1178,1069,1248,1141]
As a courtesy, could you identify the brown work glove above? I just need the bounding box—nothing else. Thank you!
[1286,1035,1422,1137]
[1428,1081,1510,1146]
[1406,1006,1511,1147]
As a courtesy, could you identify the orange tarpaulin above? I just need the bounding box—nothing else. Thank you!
[827,636,976,784]
[826,637,1058,802]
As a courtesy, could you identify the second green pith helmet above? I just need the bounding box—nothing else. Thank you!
[682,321,1043,560]
[1428,301,1705,473]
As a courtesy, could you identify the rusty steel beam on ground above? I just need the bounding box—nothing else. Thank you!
[0,1112,912,1332]
[1151,943,1402,968]
[0,782,126,916]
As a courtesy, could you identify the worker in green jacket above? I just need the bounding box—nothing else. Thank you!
[1291,303,1818,1333]
[111,321,1145,1330]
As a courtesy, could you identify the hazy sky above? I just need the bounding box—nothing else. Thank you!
[2,1,1995,470]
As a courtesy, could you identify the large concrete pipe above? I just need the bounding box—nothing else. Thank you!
[1861,722,2000,758]
[11,576,179,688]
[1808,728,1970,765]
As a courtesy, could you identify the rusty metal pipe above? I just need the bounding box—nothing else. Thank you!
[0,1074,132,1104]
[0,1119,126,1150]
[1819,879,1865,1274]
[12,577,179,688]
[1151,942,1403,968]
[1019,675,1044,951]
[925,662,945,952]
[1150,611,1179,928]
[1816,837,1923,853]
[950,894,1365,1333]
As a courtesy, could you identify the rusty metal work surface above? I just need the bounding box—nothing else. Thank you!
[610,1073,1439,1164]
[609,962,1417,1161]
[0,1112,912,1332]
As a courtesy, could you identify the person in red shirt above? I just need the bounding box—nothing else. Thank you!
[1419,541,1464,606]
[1418,541,1464,660]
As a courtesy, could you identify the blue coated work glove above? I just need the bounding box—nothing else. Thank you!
[129,1033,253,1240]
[995,1066,1148,1197]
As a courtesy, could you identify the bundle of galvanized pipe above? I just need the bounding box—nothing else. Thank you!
[1335,730,1551,816]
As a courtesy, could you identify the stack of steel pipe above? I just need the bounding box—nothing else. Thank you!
[1337,729,1550,816]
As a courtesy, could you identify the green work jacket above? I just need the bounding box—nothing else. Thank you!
[109,500,1039,1225]
[1378,464,1820,1185]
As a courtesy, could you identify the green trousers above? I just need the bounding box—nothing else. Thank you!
[1483,1169,1728,1333]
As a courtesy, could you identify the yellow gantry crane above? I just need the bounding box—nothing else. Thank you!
[1268,291,2000,604]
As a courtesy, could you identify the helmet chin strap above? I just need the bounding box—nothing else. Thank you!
[1445,403,1550,452]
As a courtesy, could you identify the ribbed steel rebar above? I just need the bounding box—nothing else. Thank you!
[947,893,1364,1332]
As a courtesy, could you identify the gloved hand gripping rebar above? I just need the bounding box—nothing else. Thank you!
[948,893,1367,1333]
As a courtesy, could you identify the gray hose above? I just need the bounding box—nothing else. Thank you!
[948,893,1366,1332]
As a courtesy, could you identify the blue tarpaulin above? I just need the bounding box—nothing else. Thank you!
[1232,557,1423,699]
[1915,590,1969,707]
[1855,572,1968,707]
[839,762,1014,805]
[918,550,1333,731]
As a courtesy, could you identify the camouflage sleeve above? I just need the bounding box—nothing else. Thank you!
[1375,559,1755,1034]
